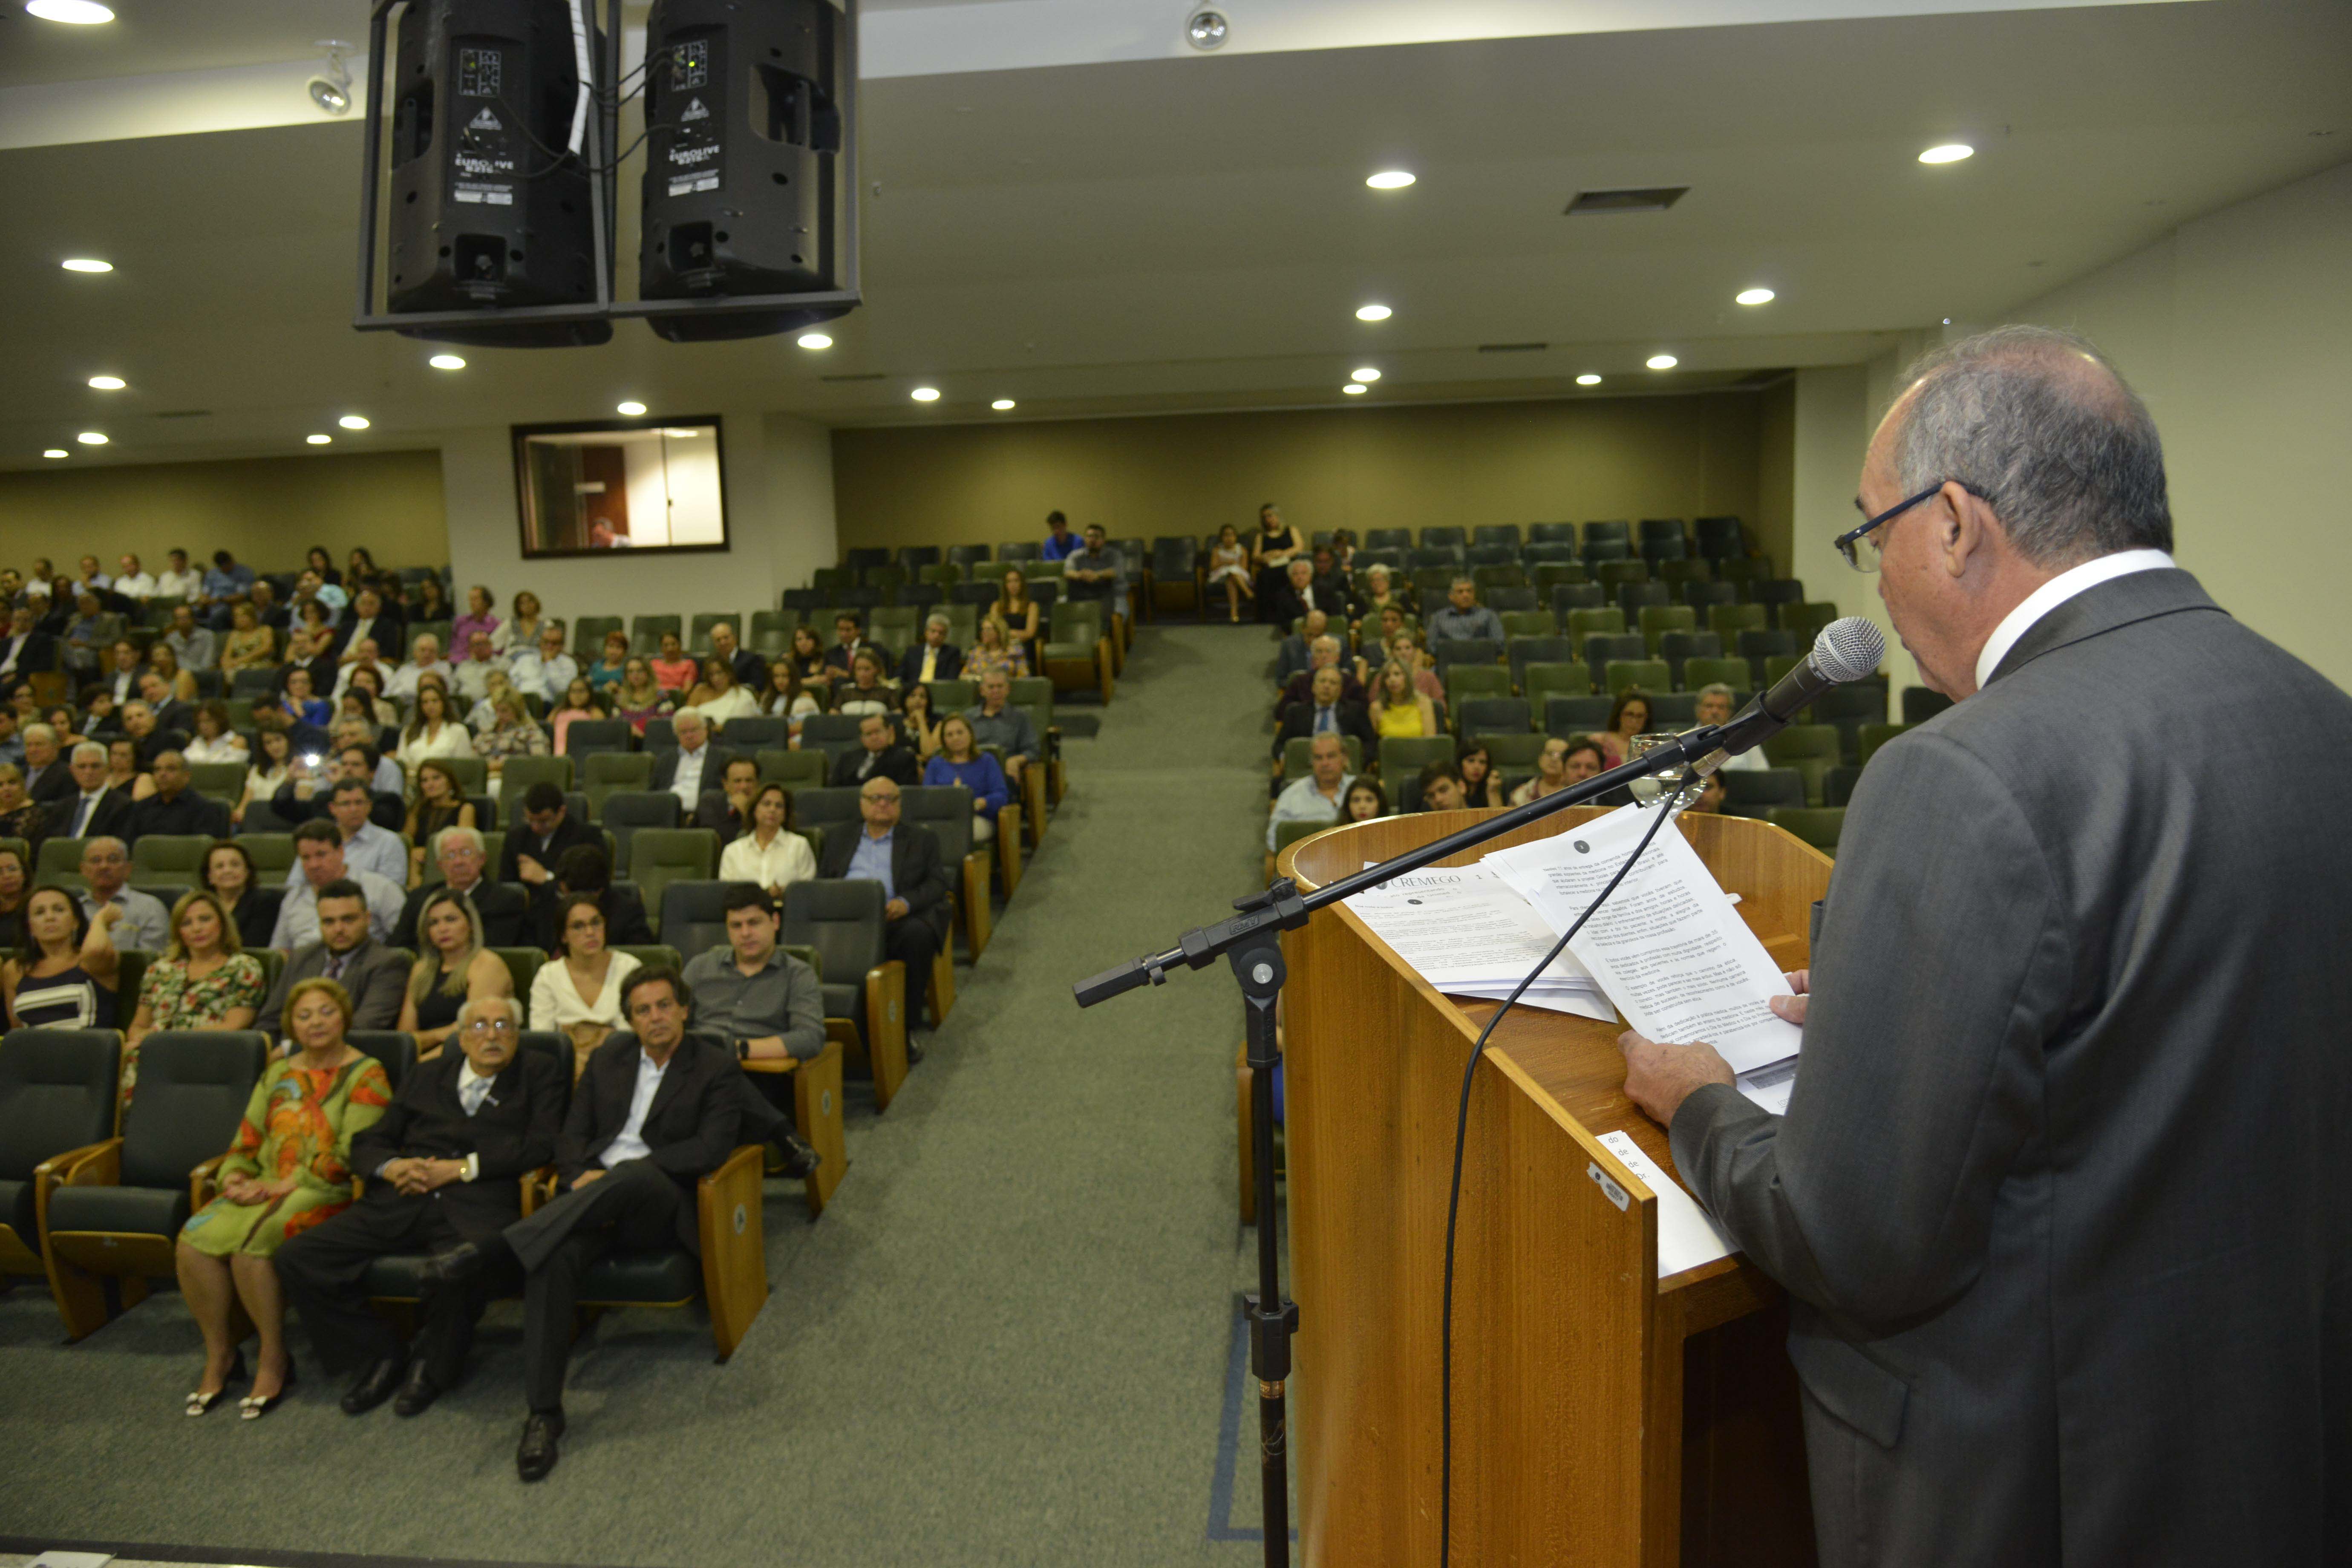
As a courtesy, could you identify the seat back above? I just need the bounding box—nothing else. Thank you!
[572,615,624,661]
[598,791,682,873]
[1721,767,1808,812]
[1506,637,1575,693]
[1550,582,1605,614]
[1682,657,1752,694]
[780,879,887,1004]
[747,610,797,656]
[0,1029,122,1182]
[582,750,655,816]
[562,719,634,757]
[630,614,683,656]
[37,836,88,886]
[656,882,733,965]
[1765,806,1844,852]
[119,1032,268,1192]
[1046,602,1101,648]
[899,790,970,877]
[1544,695,1616,735]
[798,714,865,768]
[130,833,214,882]
[1522,662,1592,709]
[187,762,250,806]
[499,755,574,801]
[628,830,718,928]
[1602,659,1671,697]
[1638,605,1697,653]
[792,787,864,841]
[346,1030,418,1097]
[687,613,733,655]
[715,715,790,751]
[1564,608,1623,645]
[755,748,830,790]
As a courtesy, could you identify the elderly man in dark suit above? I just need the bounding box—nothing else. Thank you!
[816,775,953,1037]
[1269,664,1375,784]
[895,611,963,688]
[276,994,563,1418]
[395,826,530,950]
[498,966,743,1480]
[830,711,920,788]
[1620,326,2352,1568]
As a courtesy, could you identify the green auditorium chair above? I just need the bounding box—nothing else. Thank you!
[1763,725,1844,805]
[1766,806,1845,853]
[0,1029,121,1293]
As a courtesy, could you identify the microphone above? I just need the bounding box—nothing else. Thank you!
[1700,616,1887,765]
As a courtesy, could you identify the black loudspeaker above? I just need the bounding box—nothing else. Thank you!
[638,0,850,342]
[387,0,610,346]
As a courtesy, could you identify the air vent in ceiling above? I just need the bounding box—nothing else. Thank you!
[820,373,887,383]
[1565,186,1688,216]
[152,409,213,419]
[1478,342,1547,354]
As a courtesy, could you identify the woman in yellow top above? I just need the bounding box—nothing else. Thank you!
[1369,659,1439,738]
[175,977,391,1419]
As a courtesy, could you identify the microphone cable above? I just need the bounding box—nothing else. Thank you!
[1438,772,1695,1568]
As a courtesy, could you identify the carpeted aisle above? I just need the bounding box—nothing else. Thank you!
[0,622,1288,1568]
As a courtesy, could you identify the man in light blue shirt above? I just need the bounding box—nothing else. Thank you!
[1266,734,1355,853]
[273,820,406,949]
[1426,577,1505,644]
[280,781,408,886]
[507,623,579,704]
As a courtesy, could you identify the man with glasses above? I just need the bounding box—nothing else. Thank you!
[277,995,563,1419]
[1620,326,2352,1567]
[816,777,953,1038]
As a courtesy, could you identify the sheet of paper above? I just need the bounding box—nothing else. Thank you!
[1483,807,1803,1076]
[1344,862,1599,989]
[1596,1129,1734,1278]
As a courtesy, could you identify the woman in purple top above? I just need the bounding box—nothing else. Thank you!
[449,584,500,654]
[921,714,1009,842]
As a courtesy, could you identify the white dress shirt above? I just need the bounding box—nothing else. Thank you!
[154,568,203,600]
[718,829,818,893]
[600,1048,670,1167]
[667,743,713,810]
[1973,549,2175,690]
[113,571,157,599]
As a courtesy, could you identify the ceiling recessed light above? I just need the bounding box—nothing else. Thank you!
[1366,170,1415,190]
[991,399,1016,411]
[796,332,833,350]
[60,258,112,274]
[1918,143,1974,164]
[87,375,126,390]
[1350,367,1381,383]
[660,428,701,438]
[1355,304,1392,322]
[1341,384,1367,396]
[1575,373,1603,386]
[1646,354,1678,370]
[428,354,466,370]
[307,434,332,445]
[76,431,107,445]
[338,414,370,429]
[911,386,942,402]
[43,449,68,459]
[1734,287,1776,306]
[615,401,646,416]
[27,2,116,23]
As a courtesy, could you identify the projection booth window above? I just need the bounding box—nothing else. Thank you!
[513,418,729,556]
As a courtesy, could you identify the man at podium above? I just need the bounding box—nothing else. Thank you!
[1620,326,2352,1568]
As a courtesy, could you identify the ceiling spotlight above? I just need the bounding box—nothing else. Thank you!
[1735,287,1776,306]
[991,399,1016,411]
[1185,8,1228,50]
[797,332,833,349]
[1646,354,1678,370]
[1351,367,1381,383]
[308,41,354,116]
[43,450,69,459]
[60,258,112,274]
[1341,384,1368,396]
[1575,374,1602,386]
[76,431,107,445]
[1366,171,1415,190]
[1918,143,1974,164]
[616,401,647,416]
[1355,304,1392,322]
[338,414,370,430]
[911,386,942,402]
[428,353,466,370]
[306,434,332,445]
[87,375,126,390]
[27,1,116,22]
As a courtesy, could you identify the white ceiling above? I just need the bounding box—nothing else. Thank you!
[0,0,2346,471]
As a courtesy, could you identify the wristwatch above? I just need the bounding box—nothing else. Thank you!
[735,1038,749,1061]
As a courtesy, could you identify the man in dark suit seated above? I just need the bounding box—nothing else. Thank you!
[647,713,737,823]
[1271,636,1368,718]
[258,881,409,1039]
[526,844,654,954]
[501,966,743,1480]
[135,670,197,738]
[1274,610,1340,685]
[1270,666,1375,784]
[820,611,873,677]
[895,612,963,688]
[816,776,952,1035]
[395,826,530,950]
[706,620,766,689]
[20,723,74,807]
[499,781,600,888]
[0,605,55,683]
[45,740,133,843]
[694,755,763,839]
[116,700,185,771]
[276,994,562,1419]
[830,712,920,788]
[124,751,223,843]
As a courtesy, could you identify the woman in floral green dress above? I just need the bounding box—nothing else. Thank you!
[175,978,391,1418]
[120,891,266,1104]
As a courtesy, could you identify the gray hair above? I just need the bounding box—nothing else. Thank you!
[71,741,106,764]
[1309,634,1340,655]
[433,824,486,859]
[1450,576,1476,591]
[925,611,951,631]
[23,723,56,746]
[1697,682,1737,702]
[1889,324,2172,567]
[457,992,523,1030]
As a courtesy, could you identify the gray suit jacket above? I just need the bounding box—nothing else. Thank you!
[258,936,409,1041]
[1671,569,2352,1568]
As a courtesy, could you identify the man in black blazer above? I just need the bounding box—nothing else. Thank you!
[0,605,54,682]
[45,741,134,843]
[706,621,767,689]
[646,713,737,820]
[499,782,601,886]
[525,844,655,954]
[816,776,953,1030]
[22,725,78,807]
[502,967,742,1480]
[395,826,530,950]
[895,613,963,687]
[1270,665,1375,783]
[276,995,562,1418]
[830,712,920,788]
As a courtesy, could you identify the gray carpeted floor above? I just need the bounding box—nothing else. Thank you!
[0,622,1292,1568]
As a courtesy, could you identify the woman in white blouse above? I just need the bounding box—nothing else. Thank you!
[182,701,250,765]
[677,657,761,728]
[395,679,476,783]
[528,892,641,1082]
[716,783,816,900]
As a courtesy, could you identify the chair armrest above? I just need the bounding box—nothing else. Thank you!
[190,1153,230,1212]
[739,1056,798,1075]
[695,1144,770,1363]
[35,1138,121,1236]
[519,1165,558,1218]
[865,960,909,1113]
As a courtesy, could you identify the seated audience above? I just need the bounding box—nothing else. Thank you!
[120,889,265,1101]
[116,700,178,771]
[830,648,900,718]
[0,765,41,844]
[464,667,519,733]
[679,656,760,726]
[1418,760,1468,812]
[508,624,578,705]
[1276,610,1338,684]
[1265,734,1355,852]
[1272,636,1369,718]
[652,713,734,818]
[787,624,833,690]
[526,845,654,955]
[259,879,407,1038]
[397,886,513,1061]
[3,885,119,1029]
[1061,525,1127,625]
[965,613,1025,682]
[964,671,1040,787]
[583,630,631,693]
[1508,737,1576,806]
[0,605,55,683]
[717,782,817,896]
[833,712,920,788]
[273,740,402,832]
[500,590,545,654]
[405,759,476,880]
[20,723,70,804]
[1426,578,1505,644]
[707,621,765,689]
[281,778,406,886]
[821,611,873,676]
[277,993,561,1421]
[1308,545,1357,620]
[475,689,551,779]
[816,778,952,1033]
[1369,659,1439,738]
[162,605,217,673]
[898,681,943,760]
[530,892,642,1081]
[61,595,113,675]
[1343,778,1389,822]
[202,839,280,952]
[218,601,277,673]
[1692,685,1766,770]
[271,823,405,951]
[452,632,507,705]
[174,977,391,1419]
[609,657,672,734]
[100,738,155,802]
[758,660,820,736]
[411,576,453,626]
[386,632,453,703]
[340,664,400,731]
[681,886,824,1068]
[126,750,221,842]
[694,755,763,839]
[994,570,1041,659]
[1353,563,1404,627]
[898,612,963,687]
[924,716,1009,842]
[235,728,296,824]
[1271,665,1374,782]
[336,586,402,667]
[198,549,257,628]
[397,681,477,775]
[1598,688,1653,767]
[1207,524,1252,622]
[146,641,200,703]
[501,783,600,888]
[451,585,501,656]
[1455,741,1500,808]
[183,700,248,764]
[154,548,203,602]
[75,836,169,951]
[397,827,529,950]
[649,630,698,692]
[1266,558,1333,630]
[546,678,606,755]
[1041,510,1080,560]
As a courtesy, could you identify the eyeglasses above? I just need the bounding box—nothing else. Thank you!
[1834,480,1986,572]
[462,1017,516,1035]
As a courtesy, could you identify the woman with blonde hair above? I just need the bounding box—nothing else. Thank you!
[396,886,512,1061]
[175,977,390,1418]
[965,613,1025,682]
[610,656,672,735]
[218,600,277,673]
[472,687,549,784]
[1369,658,1438,739]
[120,890,266,1101]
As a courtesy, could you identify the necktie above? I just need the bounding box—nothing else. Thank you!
[324,951,347,981]
[1315,706,1334,734]
[73,793,97,836]
[921,646,937,683]
[460,1072,489,1116]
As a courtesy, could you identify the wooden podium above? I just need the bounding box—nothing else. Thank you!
[1274,807,1829,1568]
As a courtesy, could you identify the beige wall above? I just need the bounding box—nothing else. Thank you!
[0,449,447,576]
[831,392,1767,553]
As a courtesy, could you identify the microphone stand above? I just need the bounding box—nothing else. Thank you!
[1072,724,1729,1568]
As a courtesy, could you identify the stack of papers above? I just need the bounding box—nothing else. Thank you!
[1343,862,1614,1020]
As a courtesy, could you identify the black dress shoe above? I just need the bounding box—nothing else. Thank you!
[516,1410,566,1482]
[340,1356,406,1416]
[767,1127,822,1180]
[904,1038,925,1066]
[420,1241,486,1285]
[392,1359,440,1418]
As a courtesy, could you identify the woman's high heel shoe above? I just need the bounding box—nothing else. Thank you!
[239,1361,297,1421]
[186,1349,249,1416]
